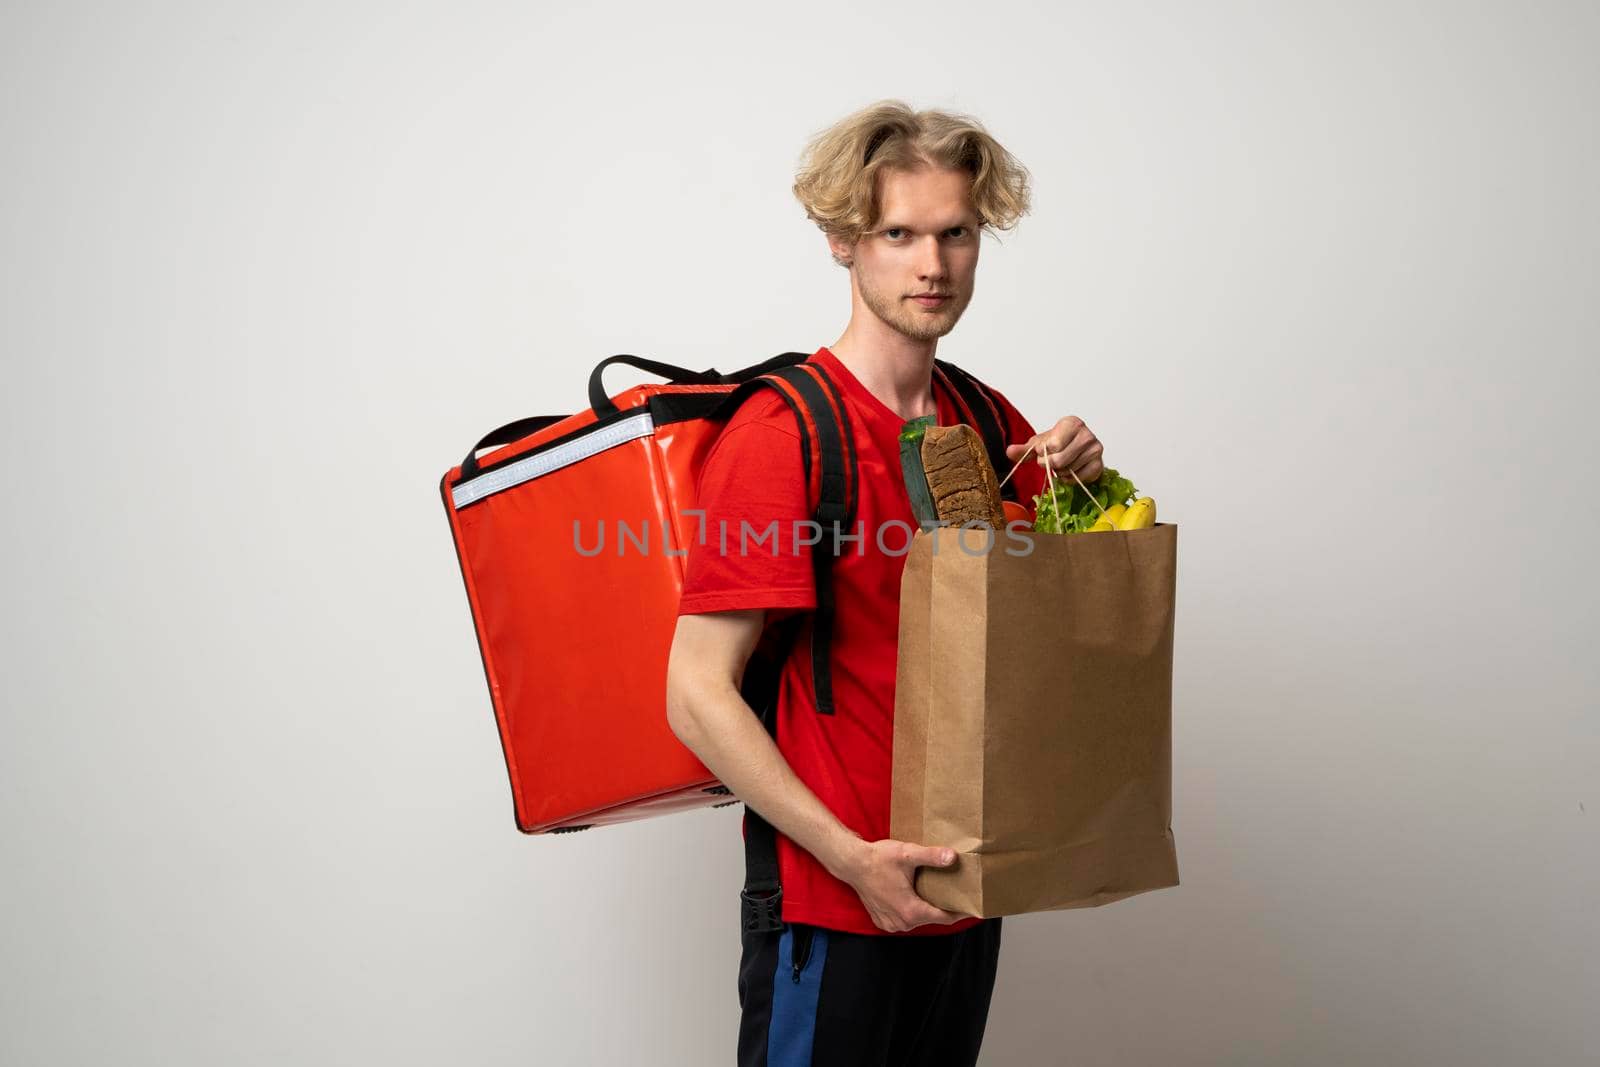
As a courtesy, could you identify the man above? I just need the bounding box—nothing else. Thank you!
[665,100,1104,1067]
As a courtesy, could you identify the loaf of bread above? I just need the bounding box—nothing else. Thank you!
[919,424,1007,528]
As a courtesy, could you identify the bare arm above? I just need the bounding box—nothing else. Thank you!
[666,609,966,931]
[666,609,866,881]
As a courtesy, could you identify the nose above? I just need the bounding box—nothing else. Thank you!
[915,234,948,282]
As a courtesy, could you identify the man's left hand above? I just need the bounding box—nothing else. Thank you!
[1004,416,1104,484]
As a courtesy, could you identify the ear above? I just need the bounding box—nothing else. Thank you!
[827,234,854,268]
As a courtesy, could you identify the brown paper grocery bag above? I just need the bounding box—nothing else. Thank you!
[891,523,1180,918]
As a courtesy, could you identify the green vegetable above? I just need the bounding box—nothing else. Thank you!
[1032,467,1139,534]
[898,415,941,530]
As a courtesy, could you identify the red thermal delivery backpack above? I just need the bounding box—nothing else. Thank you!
[438,351,1020,850]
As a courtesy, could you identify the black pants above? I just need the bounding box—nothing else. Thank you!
[736,916,1003,1067]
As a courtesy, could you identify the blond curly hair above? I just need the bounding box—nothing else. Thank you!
[793,99,1032,266]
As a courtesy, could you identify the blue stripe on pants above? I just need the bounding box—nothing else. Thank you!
[767,926,829,1066]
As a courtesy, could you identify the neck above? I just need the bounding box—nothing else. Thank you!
[826,327,938,422]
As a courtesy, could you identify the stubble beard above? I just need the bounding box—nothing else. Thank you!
[857,270,965,342]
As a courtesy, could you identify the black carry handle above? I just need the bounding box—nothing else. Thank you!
[458,413,566,482]
[463,350,817,483]
[719,351,812,382]
[589,354,723,417]
[589,351,815,417]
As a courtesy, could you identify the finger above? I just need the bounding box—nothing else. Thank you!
[912,904,967,927]
[1046,427,1096,474]
[905,844,956,869]
[1064,439,1104,482]
[1007,439,1043,465]
[1036,416,1082,458]
[1033,421,1079,466]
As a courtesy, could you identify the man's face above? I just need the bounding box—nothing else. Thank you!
[836,165,982,342]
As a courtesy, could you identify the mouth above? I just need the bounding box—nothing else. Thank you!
[910,293,950,307]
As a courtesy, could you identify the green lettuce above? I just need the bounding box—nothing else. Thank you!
[1033,467,1139,534]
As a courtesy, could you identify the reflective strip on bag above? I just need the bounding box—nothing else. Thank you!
[450,410,655,508]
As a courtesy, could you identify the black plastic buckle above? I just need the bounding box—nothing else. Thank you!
[741,887,783,933]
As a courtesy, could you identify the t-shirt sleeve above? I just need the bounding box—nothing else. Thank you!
[677,408,817,620]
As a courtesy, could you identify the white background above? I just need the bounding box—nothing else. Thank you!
[2,2,1595,1064]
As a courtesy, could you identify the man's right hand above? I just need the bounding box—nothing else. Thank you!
[836,838,970,933]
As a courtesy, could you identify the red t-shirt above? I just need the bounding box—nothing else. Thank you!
[677,346,1048,936]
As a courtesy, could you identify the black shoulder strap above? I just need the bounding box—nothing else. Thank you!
[932,358,1019,504]
[734,605,805,934]
[774,364,856,720]
[712,359,861,934]
[712,362,856,716]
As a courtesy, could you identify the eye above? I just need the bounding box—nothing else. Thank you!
[946,227,969,239]
[884,227,907,240]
